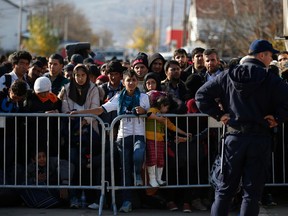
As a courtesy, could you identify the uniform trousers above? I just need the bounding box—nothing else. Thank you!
[211,132,271,216]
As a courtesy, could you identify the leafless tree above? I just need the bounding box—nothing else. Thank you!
[195,0,284,58]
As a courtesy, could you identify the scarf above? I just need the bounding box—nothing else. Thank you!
[118,87,140,115]
[36,92,58,103]
[68,78,90,106]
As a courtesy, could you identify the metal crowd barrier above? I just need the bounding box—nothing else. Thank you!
[107,114,288,215]
[0,113,106,216]
[0,113,287,216]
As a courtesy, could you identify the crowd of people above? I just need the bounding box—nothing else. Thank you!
[0,40,287,215]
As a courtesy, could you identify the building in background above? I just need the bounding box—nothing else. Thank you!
[165,26,188,50]
[0,0,28,52]
[187,0,236,57]
[283,0,288,49]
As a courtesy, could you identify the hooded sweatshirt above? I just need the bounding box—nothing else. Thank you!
[143,72,162,92]
[148,53,166,80]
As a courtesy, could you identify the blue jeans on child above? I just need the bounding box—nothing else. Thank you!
[116,135,145,202]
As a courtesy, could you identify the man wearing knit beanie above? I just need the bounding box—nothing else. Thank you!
[132,54,149,79]
[132,53,149,92]
[34,77,52,94]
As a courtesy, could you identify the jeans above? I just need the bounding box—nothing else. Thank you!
[116,135,146,201]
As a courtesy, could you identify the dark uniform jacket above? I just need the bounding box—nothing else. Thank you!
[195,58,288,127]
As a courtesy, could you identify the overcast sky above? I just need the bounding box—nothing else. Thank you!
[62,0,188,47]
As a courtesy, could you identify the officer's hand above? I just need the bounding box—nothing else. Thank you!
[264,115,278,128]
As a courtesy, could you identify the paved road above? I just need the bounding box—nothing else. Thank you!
[1,187,287,215]
[0,205,287,216]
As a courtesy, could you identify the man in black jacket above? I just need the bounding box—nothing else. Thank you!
[195,39,288,216]
[184,47,206,98]
[161,60,189,105]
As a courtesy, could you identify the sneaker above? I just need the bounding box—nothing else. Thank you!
[262,193,277,206]
[119,201,132,213]
[135,174,143,186]
[191,198,207,211]
[183,203,192,213]
[70,197,79,209]
[167,201,178,211]
[135,179,143,186]
[156,179,166,186]
[88,203,99,210]
[201,198,211,208]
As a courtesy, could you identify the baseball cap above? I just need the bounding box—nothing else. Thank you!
[248,39,279,55]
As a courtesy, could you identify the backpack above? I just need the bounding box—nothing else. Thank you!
[20,187,62,208]
[1,74,12,94]
[3,74,12,89]
[101,82,110,101]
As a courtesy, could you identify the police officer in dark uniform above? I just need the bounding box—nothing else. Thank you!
[195,39,288,216]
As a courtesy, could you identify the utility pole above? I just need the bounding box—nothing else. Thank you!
[18,0,23,51]
[283,0,288,49]
[182,0,188,47]
[186,0,193,48]
[152,0,157,52]
[274,0,288,49]
[169,0,175,51]
[158,0,163,51]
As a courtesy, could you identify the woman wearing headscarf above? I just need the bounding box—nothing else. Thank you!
[58,64,101,209]
[143,72,162,93]
[59,64,100,133]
